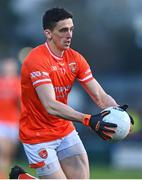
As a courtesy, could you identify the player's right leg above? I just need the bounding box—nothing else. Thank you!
[22,141,67,179]
[37,163,66,179]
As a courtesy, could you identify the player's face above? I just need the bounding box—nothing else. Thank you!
[51,18,74,50]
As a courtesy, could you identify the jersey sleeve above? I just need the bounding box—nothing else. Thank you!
[25,54,52,88]
[30,70,51,88]
[76,54,94,83]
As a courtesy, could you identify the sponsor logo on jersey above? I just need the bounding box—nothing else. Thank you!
[59,67,66,74]
[30,71,49,78]
[54,85,72,98]
[51,66,66,74]
[51,66,58,71]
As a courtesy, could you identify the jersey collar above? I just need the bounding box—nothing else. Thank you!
[45,42,64,61]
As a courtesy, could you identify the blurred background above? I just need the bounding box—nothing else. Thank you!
[0,0,142,178]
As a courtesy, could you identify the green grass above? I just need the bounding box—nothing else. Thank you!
[90,166,142,179]
[13,161,142,179]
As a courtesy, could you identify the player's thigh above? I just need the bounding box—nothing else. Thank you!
[35,160,66,179]
[60,152,89,179]
[38,163,66,179]
[57,131,90,179]
[23,142,66,179]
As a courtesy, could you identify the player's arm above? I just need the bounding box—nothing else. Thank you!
[81,79,134,131]
[81,78,119,109]
[36,83,84,123]
[36,83,117,140]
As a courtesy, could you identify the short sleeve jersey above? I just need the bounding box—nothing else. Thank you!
[20,42,93,144]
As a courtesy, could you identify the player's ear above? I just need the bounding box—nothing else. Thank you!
[44,29,52,40]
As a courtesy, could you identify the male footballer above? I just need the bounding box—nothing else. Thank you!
[9,7,133,179]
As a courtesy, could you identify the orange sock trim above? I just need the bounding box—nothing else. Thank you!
[83,114,91,126]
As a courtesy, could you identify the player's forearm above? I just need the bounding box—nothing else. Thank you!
[84,88,118,109]
[46,100,85,123]
[95,93,118,109]
[82,78,118,109]
[36,84,85,123]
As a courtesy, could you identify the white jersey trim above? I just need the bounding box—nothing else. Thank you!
[45,42,64,61]
[78,74,93,82]
[33,79,51,85]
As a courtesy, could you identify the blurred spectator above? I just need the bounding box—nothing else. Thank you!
[0,58,21,178]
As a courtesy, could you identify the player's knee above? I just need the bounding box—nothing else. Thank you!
[73,154,89,179]
[80,156,90,178]
[35,161,60,177]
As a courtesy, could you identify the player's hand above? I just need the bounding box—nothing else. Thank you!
[84,111,117,141]
[119,104,134,125]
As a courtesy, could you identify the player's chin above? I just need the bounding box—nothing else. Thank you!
[63,45,70,50]
[63,42,71,49]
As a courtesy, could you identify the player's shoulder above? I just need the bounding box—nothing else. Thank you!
[67,47,82,57]
[23,44,48,65]
[26,44,46,59]
[66,48,87,64]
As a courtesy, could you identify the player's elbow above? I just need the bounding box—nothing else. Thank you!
[44,100,58,116]
[47,108,57,116]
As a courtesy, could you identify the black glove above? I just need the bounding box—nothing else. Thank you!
[89,111,117,140]
[119,104,134,125]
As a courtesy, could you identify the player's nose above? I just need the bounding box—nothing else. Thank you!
[66,30,73,38]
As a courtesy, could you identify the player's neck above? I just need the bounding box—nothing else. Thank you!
[47,41,64,58]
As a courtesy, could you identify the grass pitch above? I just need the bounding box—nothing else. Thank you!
[13,161,142,179]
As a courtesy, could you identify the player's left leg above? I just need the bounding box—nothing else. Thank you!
[57,130,90,179]
[60,151,89,179]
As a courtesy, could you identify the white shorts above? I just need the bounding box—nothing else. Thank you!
[0,122,19,143]
[23,130,87,176]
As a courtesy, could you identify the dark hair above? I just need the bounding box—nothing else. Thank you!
[42,7,73,30]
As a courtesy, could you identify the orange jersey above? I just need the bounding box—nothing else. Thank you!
[20,42,93,144]
[0,77,20,124]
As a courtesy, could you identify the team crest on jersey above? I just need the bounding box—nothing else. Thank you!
[38,148,48,159]
[69,62,77,73]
